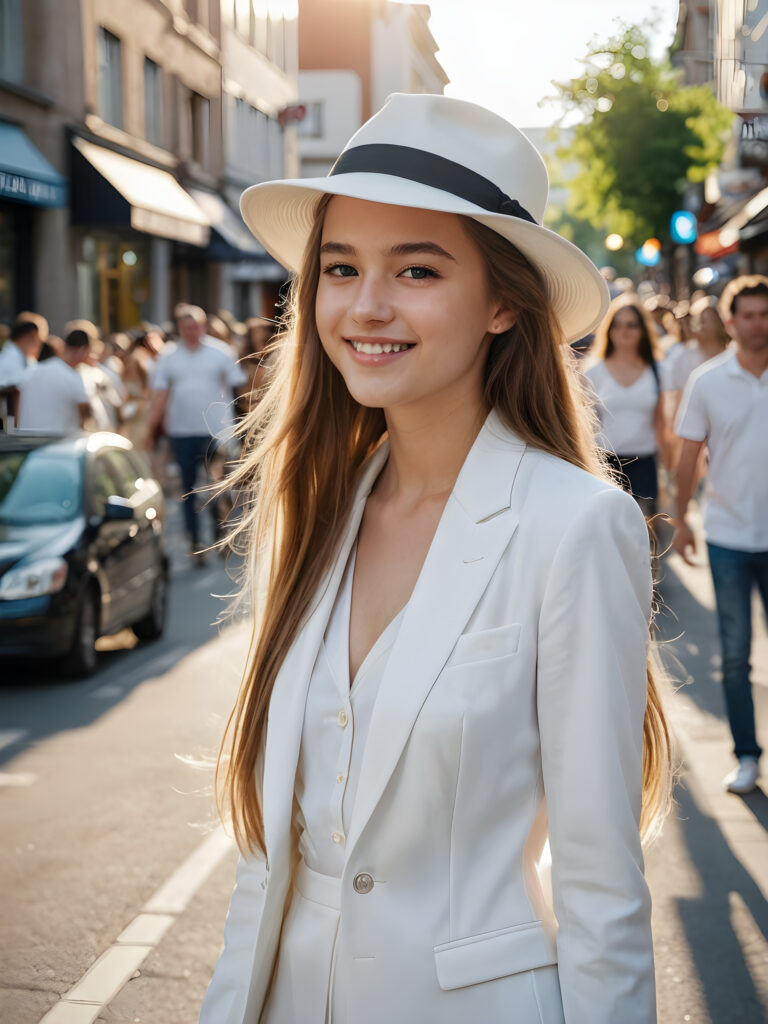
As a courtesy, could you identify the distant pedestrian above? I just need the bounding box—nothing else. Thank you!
[585,295,670,517]
[17,329,92,433]
[0,320,42,387]
[673,274,768,794]
[145,304,247,564]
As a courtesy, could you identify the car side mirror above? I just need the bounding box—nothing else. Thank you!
[103,495,134,521]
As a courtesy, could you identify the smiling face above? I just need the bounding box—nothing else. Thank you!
[315,197,515,419]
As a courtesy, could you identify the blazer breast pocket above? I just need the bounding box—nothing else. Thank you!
[445,623,522,669]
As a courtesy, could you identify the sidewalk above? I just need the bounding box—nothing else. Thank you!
[648,540,768,1023]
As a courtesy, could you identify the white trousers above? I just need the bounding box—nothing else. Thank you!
[260,862,342,1024]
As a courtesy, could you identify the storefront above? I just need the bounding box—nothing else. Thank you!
[69,134,211,332]
[0,122,67,326]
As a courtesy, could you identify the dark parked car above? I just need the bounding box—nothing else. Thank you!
[0,432,168,676]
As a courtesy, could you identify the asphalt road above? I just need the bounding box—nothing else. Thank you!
[1,525,766,1024]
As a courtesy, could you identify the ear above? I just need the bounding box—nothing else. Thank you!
[488,306,518,335]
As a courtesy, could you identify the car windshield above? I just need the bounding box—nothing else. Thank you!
[0,449,83,525]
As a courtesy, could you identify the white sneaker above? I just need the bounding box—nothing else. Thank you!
[723,757,760,794]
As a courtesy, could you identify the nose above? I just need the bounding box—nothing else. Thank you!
[348,273,394,326]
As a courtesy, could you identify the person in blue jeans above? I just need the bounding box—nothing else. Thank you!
[674,275,768,794]
[146,305,247,565]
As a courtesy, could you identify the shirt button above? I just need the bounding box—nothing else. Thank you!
[336,773,345,784]
[332,831,344,845]
[337,709,348,728]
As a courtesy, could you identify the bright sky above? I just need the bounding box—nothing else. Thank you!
[425,0,680,128]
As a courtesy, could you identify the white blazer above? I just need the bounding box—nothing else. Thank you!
[200,410,655,1024]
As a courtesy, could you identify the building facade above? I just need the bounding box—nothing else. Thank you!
[0,0,297,335]
[673,0,768,279]
[296,0,448,178]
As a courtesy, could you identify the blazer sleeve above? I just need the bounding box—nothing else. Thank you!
[198,849,268,1024]
[536,485,656,1024]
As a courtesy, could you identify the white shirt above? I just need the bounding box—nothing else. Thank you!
[0,342,29,387]
[676,349,768,551]
[151,338,247,439]
[17,358,88,434]
[585,361,659,456]
[660,342,728,393]
[295,544,406,878]
[79,363,123,429]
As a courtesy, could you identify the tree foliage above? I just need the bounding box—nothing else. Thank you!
[550,22,733,247]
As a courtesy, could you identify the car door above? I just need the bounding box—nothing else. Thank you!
[99,447,160,622]
[87,452,134,632]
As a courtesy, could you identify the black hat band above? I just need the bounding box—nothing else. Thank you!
[329,143,537,225]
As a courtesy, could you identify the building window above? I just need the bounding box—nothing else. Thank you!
[0,0,24,82]
[98,27,123,128]
[190,92,211,171]
[297,101,324,139]
[144,58,164,147]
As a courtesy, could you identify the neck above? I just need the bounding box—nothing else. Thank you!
[736,341,768,377]
[183,337,201,351]
[377,390,488,506]
[698,337,726,358]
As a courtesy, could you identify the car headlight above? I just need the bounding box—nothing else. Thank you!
[0,557,69,600]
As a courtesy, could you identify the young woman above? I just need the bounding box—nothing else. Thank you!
[585,295,670,517]
[201,94,671,1024]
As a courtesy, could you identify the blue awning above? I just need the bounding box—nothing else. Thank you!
[0,122,67,208]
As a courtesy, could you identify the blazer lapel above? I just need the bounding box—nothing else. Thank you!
[262,441,390,869]
[345,413,528,859]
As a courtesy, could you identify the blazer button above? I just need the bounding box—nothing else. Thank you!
[353,872,374,895]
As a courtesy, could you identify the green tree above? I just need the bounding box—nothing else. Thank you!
[550,22,733,248]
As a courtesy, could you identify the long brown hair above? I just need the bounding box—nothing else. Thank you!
[591,294,661,366]
[217,199,672,854]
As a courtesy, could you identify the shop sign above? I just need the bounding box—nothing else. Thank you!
[0,170,66,207]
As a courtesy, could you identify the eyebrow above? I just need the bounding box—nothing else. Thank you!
[319,240,457,262]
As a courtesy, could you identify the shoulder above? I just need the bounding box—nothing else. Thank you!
[202,337,235,360]
[517,447,646,553]
[582,359,605,381]
[691,347,732,383]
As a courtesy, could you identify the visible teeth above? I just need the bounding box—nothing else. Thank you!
[350,340,410,354]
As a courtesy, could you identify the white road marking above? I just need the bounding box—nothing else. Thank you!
[37,1003,101,1024]
[0,771,36,787]
[37,826,234,1024]
[144,827,233,914]
[116,912,176,946]
[0,728,27,752]
[61,944,151,1005]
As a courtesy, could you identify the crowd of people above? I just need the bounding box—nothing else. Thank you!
[1,271,766,795]
[583,271,768,796]
[0,303,275,565]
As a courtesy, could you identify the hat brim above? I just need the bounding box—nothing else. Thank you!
[240,173,608,343]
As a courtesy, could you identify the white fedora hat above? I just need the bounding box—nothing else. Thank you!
[240,93,608,342]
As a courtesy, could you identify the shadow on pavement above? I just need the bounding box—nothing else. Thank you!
[655,554,729,724]
[670,777,768,1023]
[0,555,244,768]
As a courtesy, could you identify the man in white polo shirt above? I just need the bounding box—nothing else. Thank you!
[146,304,247,564]
[673,275,768,794]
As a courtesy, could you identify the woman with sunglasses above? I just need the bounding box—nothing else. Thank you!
[585,295,671,518]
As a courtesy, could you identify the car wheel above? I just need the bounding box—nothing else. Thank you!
[64,587,99,678]
[133,571,167,641]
